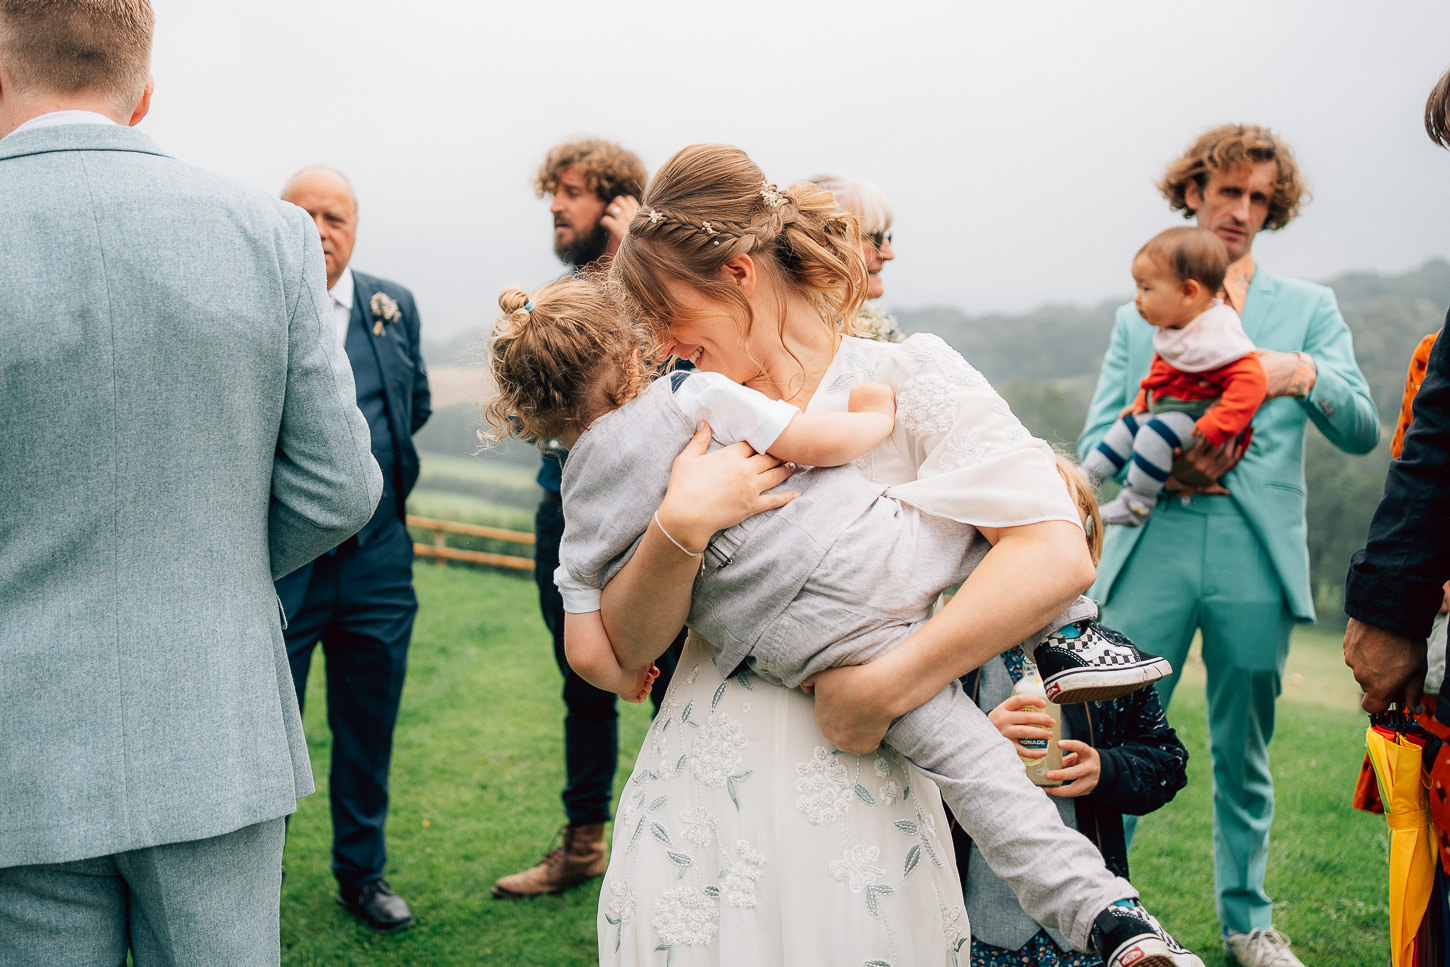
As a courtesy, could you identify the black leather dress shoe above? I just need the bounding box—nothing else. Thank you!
[337,880,415,932]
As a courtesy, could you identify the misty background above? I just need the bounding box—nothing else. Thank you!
[145,0,1450,338]
[140,1,1450,621]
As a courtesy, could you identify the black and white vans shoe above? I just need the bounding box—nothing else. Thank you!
[1093,900,1205,967]
[1034,621,1171,704]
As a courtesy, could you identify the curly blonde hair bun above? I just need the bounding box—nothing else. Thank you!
[482,278,655,446]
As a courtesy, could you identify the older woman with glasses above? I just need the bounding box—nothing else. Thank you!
[809,171,902,342]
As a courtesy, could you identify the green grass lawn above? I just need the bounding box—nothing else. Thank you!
[280,566,1393,966]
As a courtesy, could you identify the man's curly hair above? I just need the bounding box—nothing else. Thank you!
[534,138,647,203]
[1158,124,1307,232]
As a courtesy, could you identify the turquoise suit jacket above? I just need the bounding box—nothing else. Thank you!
[1078,268,1380,622]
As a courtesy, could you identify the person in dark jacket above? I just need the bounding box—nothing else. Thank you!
[952,458,1191,967]
[954,655,1190,966]
[1343,65,1450,718]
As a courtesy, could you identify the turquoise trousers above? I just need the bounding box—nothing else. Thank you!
[1100,496,1292,934]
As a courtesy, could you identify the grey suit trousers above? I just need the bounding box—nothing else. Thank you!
[0,818,285,967]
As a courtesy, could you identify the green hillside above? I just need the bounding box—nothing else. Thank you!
[416,258,1450,623]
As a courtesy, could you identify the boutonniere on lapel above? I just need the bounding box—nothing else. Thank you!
[369,292,401,336]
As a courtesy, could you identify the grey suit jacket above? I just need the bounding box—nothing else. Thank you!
[0,123,383,867]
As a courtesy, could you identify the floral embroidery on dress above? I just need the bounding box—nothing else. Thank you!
[897,374,962,437]
[690,712,747,788]
[990,401,1032,441]
[939,903,966,949]
[652,885,719,946]
[680,807,717,847]
[601,625,968,964]
[721,839,765,908]
[936,424,992,472]
[829,844,886,894]
[602,880,637,953]
[871,752,903,804]
[795,747,855,825]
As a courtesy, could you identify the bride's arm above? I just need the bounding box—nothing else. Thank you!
[601,422,798,669]
[810,518,1094,754]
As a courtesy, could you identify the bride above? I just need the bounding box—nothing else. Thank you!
[589,144,1161,966]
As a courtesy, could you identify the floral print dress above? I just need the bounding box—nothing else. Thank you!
[598,334,1080,966]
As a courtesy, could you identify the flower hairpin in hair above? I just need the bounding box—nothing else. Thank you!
[759,180,784,208]
[648,208,664,224]
[369,291,401,336]
[701,221,717,235]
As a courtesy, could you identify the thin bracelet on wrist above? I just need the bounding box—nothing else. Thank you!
[653,511,702,558]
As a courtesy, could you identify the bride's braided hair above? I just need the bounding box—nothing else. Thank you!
[612,145,868,344]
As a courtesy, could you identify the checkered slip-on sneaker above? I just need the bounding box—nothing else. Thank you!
[1034,621,1172,704]
[1094,900,1204,967]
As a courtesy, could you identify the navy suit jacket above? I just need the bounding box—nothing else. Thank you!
[348,269,431,526]
[276,268,430,615]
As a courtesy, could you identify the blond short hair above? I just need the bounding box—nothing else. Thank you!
[1158,124,1307,232]
[807,171,893,235]
[0,0,152,115]
[1054,453,1102,566]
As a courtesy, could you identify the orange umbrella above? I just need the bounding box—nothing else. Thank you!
[1366,712,1438,967]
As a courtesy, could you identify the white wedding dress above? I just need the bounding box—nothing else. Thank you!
[598,334,1080,967]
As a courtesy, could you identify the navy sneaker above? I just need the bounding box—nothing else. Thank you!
[1034,621,1171,704]
[1094,900,1204,967]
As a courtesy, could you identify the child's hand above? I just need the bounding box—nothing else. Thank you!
[1045,739,1101,797]
[987,694,1056,758]
[1118,401,1147,419]
[847,381,896,420]
[620,663,660,704]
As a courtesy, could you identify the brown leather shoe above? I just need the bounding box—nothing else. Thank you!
[492,823,608,898]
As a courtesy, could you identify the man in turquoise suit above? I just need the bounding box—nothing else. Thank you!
[1078,125,1379,967]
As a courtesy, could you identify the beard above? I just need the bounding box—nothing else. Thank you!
[555,220,610,268]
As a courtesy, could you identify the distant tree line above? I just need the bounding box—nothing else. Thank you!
[419,259,1450,625]
[899,258,1450,625]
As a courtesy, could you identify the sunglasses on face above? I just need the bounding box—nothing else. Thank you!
[865,230,893,249]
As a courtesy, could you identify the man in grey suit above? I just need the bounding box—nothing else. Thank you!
[0,2,381,964]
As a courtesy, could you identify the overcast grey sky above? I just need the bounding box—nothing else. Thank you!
[144,0,1450,340]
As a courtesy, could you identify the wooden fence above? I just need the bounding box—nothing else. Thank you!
[407,515,534,572]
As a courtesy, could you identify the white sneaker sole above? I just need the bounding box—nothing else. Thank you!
[1104,938,1204,967]
[1043,656,1172,704]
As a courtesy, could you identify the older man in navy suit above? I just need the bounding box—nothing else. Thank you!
[276,166,431,931]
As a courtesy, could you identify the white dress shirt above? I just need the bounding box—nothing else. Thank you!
[7,110,115,139]
[329,266,355,349]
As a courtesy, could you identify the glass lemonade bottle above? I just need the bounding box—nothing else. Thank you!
[1012,658,1062,788]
